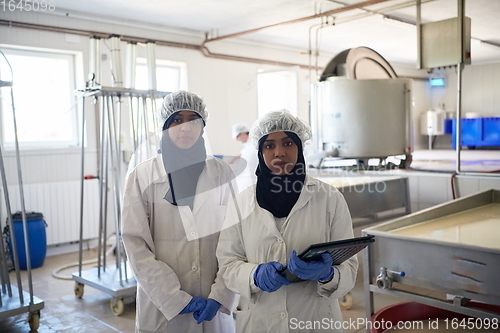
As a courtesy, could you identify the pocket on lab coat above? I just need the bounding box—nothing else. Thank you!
[235,309,254,333]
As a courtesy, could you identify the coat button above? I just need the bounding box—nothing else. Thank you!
[277,238,283,242]
[192,266,198,271]
[190,231,196,237]
[281,312,286,318]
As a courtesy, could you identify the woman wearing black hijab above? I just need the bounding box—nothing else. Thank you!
[122,91,237,333]
[217,110,358,333]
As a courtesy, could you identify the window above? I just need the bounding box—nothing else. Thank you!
[0,46,79,149]
[135,58,187,92]
[257,68,298,118]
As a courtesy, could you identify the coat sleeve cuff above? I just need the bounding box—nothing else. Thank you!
[209,288,237,314]
[159,291,192,321]
[317,266,340,297]
[237,263,259,301]
[249,265,261,293]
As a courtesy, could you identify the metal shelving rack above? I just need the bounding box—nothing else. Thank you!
[72,86,168,315]
[0,78,44,330]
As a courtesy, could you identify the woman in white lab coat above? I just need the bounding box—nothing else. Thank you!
[217,110,358,333]
[122,91,237,333]
[231,123,258,192]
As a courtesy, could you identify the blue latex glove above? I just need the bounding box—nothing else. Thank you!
[194,298,221,324]
[254,261,290,292]
[179,296,207,315]
[288,250,334,281]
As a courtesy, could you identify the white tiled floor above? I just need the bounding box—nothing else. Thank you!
[1,249,136,333]
[1,226,409,333]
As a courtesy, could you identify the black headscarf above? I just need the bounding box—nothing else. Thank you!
[255,131,306,218]
[161,115,206,210]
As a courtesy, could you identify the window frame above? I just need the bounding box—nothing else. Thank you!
[257,67,299,118]
[134,58,187,92]
[0,45,81,150]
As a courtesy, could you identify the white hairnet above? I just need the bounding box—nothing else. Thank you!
[250,110,312,149]
[159,91,208,128]
[232,123,250,139]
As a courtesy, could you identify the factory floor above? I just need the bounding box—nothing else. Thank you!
[0,226,416,333]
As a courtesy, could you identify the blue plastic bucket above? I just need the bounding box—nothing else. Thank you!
[8,212,47,270]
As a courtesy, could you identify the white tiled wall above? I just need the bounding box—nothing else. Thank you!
[405,171,500,212]
[479,177,500,192]
[456,176,483,198]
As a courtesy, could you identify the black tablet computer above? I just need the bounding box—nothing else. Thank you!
[280,235,375,283]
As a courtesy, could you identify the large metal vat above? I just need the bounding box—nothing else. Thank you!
[363,189,500,321]
[309,172,410,221]
[316,78,409,159]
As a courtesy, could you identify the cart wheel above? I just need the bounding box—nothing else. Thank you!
[28,311,40,330]
[110,297,124,316]
[339,292,354,310]
[74,282,84,298]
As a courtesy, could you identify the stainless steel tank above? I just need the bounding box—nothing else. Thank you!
[317,78,409,158]
[312,47,410,160]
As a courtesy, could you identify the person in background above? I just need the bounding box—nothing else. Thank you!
[122,91,237,333]
[231,123,258,192]
[217,110,358,332]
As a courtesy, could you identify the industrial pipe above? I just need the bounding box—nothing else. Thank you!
[0,19,318,70]
[89,36,101,86]
[199,0,392,69]
[109,34,124,88]
[0,0,392,72]
[202,0,392,45]
[125,42,137,89]
[456,0,465,174]
[146,41,157,91]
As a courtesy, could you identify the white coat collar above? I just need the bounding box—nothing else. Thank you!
[284,175,316,219]
[152,154,223,215]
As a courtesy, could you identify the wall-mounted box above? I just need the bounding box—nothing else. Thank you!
[421,17,471,69]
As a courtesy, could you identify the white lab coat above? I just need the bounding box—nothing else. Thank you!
[122,155,238,333]
[217,175,358,333]
[235,141,258,193]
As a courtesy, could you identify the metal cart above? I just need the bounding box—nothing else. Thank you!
[72,86,168,315]
[363,189,500,328]
[0,78,44,330]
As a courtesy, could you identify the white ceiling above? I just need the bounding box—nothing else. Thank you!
[52,0,500,66]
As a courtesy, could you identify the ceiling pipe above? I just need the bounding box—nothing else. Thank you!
[0,20,201,50]
[327,0,435,25]
[0,0,402,72]
[202,0,392,45]
[200,0,393,69]
[199,45,321,69]
[0,19,320,70]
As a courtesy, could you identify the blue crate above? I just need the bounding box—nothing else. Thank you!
[444,118,453,134]
[451,117,500,149]
[482,117,500,145]
[451,118,480,149]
